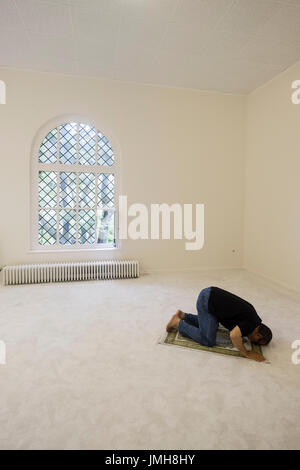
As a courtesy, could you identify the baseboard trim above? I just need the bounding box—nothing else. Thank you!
[140,266,242,275]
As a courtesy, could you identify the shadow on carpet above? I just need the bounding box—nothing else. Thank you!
[159,327,262,358]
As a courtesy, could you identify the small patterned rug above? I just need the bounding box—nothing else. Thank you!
[159,326,262,358]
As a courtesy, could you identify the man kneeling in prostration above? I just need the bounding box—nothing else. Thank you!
[166,287,272,362]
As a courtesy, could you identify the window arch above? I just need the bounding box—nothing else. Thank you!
[32,120,118,250]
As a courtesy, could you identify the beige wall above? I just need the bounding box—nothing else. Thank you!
[245,61,300,292]
[0,67,245,271]
[1,62,300,288]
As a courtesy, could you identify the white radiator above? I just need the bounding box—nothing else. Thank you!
[2,260,139,286]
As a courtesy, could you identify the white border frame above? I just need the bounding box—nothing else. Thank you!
[30,114,121,253]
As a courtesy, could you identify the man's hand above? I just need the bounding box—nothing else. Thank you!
[246,351,265,362]
[230,326,266,362]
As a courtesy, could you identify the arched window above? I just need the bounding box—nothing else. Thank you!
[32,121,118,250]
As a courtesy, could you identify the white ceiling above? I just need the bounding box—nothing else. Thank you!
[1,0,300,93]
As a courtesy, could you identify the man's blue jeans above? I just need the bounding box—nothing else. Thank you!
[178,287,219,347]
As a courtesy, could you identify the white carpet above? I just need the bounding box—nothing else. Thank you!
[0,268,299,450]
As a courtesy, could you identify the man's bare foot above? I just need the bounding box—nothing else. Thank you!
[166,309,185,332]
[176,309,185,320]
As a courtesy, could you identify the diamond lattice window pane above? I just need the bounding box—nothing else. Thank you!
[39,210,57,245]
[98,132,114,166]
[39,129,57,163]
[59,210,76,245]
[59,122,77,164]
[78,209,95,244]
[60,172,77,208]
[98,173,114,208]
[39,171,57,207]
[96,209,115,245]
[79,172,95,208]
[79,123,96,165]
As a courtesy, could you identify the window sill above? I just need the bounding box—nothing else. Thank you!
[28,247,120,254]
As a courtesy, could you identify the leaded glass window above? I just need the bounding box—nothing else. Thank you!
[36,121,116,249]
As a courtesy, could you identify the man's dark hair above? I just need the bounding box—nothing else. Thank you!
[258,323,272,345]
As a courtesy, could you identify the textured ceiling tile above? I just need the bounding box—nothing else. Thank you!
[148,49,214,90]
[28,33,77,62]
[71,4,119,42]
[117,17,168,50]
[116,0,179,21]
[0,27,31,66]
[258,4,300,45]
[217,0,281,35]
[32,0,69,4]
[75,35,116,64]
[202,30,251,61]
[0,0,23,30]
[70,0,118,9]
[173,0,233,25]
[1,0,300,93]
[114,45,158,82]
[162,21,213,54]
[240,34,300,68]
[216,59,285,92]
[15,0,72,36]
